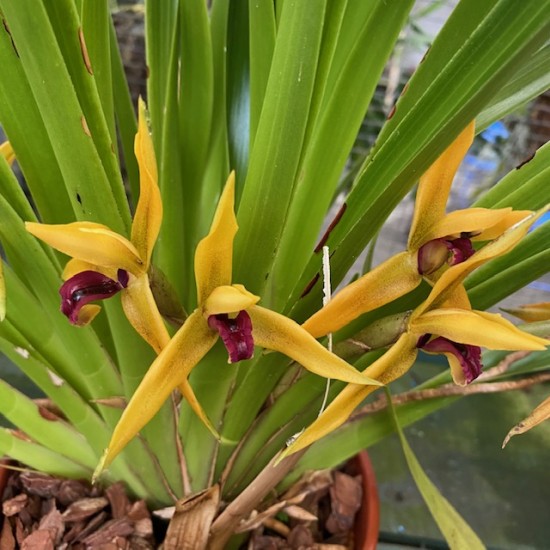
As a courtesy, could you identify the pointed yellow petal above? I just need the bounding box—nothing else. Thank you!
[408,121,475,249]
[474,209,532,240]
[419,207,547,313]
[62,258,118,281]
[303,251,420,338]
[249,305,382,385]
[282,333,417,457]
[178,380,219,439]
[194,173,238,304]
[26,221,144,275]
[411,309,549,350]
[502,302,550,323]
[121,274,170,353]
[422,207,524,243]
[0,141,15,166]
[131,99,162,267]
[203,284,259,316]
[98,310,217,471]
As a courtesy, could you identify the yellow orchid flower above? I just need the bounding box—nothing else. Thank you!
[502,302,550,323]
[283,212,550,457]
[303,121,532,338]
[25,99,213,435]
[94,172,381,478]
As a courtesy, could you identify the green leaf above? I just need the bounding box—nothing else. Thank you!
[234,0,327,299]
[270,0,414,310]
[0,0,130,232]
[473,140,550,210]
[0,379,97,469]
[0,11,73,224]
[386,388,485,550]
[248,0,276,148]
[477,43,550,131]
[0,428,92,478]
[145,0,178,143]
[467,222,550,310]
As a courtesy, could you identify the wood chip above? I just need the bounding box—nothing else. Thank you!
[81,518,133,546]
[325,472,362,534]
[106,483,130,519]
[0,518,16,550]
[2,494,27,517]
[62,497,109,522]
[21,530,55,550]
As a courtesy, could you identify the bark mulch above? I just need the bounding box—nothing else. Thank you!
[0,470,154,550]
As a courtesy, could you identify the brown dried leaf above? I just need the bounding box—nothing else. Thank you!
[503,394,550,448]
[283,504,318,522]
[164,485,220,550]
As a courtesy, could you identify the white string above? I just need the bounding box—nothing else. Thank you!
[319,245,332,416]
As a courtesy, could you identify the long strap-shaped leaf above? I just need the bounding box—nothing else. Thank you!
[0,0,130,232]
[386,388,485,549]
[234,0,327,298]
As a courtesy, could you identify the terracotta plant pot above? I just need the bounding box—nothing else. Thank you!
[351,450,380,550]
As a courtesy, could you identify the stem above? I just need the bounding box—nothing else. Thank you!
[208,449,306,549]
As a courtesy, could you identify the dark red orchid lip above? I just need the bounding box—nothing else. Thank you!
[419,335,482,384]
[208,311,254,363]
[60,269,128,325]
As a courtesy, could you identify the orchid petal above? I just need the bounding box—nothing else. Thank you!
[249,305,381,385]
[26,221,144,275]
[474,209,532,240]
[503,302,550,323]
[121,274,170,354]
[409,121,475,249]
[75,304,102,326]
[97,310,217,472]
[131,99,162,267]
[411,309,549,350]
[423,207,523,243]
[0,141,15,166]
[63,258,118,281]
[203,284,259,316]
[419,207,547,313]
[178,380,219,438]
[303,251,420,338]
[195,173,238,304]
[282,333,417,457]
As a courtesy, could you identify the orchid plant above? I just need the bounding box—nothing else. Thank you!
[0,0,550,547]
